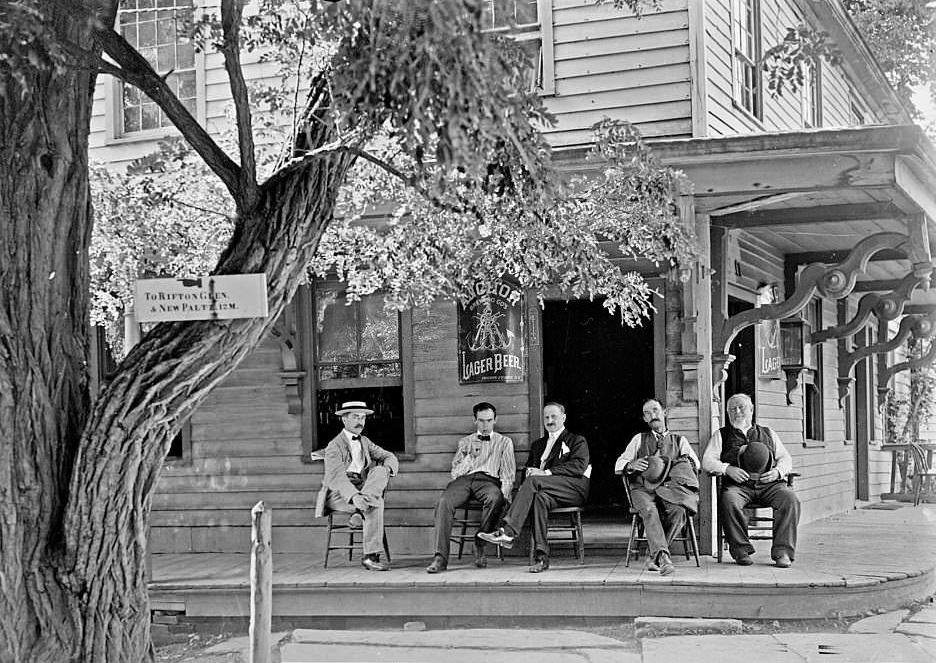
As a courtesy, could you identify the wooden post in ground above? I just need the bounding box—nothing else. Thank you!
[250,501,273,663]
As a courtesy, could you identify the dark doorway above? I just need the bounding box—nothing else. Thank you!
[541,299,656,510]
[725,297,756,407]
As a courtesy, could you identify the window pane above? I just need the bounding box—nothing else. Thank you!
[315,289,358,363]
[359,295,399,362]
[141,103,159,130]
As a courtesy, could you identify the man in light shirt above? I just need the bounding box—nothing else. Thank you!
[614,398,699,576]
[316,401,399,571]
[426,402,516,573]
[702,393,800,568]
[479,402,590,573]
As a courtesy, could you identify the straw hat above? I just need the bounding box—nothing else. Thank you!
[335,400,374,416]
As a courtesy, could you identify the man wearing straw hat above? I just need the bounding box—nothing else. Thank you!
[317,400,399,571]
[615,398,700,576]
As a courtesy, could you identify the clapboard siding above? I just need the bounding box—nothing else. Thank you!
[703,0,875,135]
[544,0,693,147]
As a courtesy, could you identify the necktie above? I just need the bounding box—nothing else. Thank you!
[351,434,361,441]
[477,435,491,441]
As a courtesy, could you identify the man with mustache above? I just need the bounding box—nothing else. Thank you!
[702,393,800,568]
[479,402,590,573]
[615,398,699,576]
[316,400,399,571]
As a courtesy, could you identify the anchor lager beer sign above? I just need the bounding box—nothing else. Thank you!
[458,279,524,384]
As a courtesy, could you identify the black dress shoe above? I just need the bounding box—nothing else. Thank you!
[734,554,754,566]
[362,554,389,571]
[426,554,447,574]
[529,555,550,573]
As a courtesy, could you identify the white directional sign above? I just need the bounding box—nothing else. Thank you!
[134,274,269,323]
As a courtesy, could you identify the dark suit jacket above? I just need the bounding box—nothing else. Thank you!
[526,429,590,478]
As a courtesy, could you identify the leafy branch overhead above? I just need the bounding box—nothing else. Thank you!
[89,0,696,350]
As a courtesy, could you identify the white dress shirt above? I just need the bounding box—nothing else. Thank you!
[345,429,365,474]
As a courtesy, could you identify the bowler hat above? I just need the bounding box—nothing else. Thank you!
[641,454,672,490]
[335,400,374,416]
[738,442,773,474]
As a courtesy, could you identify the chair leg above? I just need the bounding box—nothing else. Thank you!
[382,532,391,563]
[529,528,535,566]
[457,508,469,560]
[323,514,333,568]
[625,516,639,567]
[687,516,701,567]
[347,527,355,562]
[574,511,584,564]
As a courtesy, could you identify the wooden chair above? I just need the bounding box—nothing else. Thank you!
[714,472,799,562]
[528,506,585,565]
[622,477,700,568]
[450,499,503,561]
[322,511,391,568]
[909,443,936,507]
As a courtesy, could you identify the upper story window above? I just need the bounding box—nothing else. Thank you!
[800,61,822,128]
[482,0,555,94]
[731,0,762,119]
[116,0,196,136]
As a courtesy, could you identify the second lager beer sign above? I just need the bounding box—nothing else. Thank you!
[458,279,524,384]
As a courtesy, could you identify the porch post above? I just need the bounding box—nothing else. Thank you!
[694,214,727,555]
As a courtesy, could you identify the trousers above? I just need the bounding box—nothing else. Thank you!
[502,474,588,556]
[432,473,504,560]
[629,486,688,559]
[325,465,390,555]
[720,480,800,560]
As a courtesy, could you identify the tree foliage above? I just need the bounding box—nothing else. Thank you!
[762,0,936,118]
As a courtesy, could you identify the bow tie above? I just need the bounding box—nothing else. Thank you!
[350,434,361,441]
[477,435,491,441]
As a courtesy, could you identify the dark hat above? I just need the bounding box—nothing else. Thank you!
[641,455,672,490]
[335,400,374,416]
[738,442,773,474]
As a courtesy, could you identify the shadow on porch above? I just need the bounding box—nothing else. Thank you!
[149,503,936,625]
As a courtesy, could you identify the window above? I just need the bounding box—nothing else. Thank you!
[166,421,192,463]
[311,284,413,453]
[482,0,555,94]
[804,299,824,441]
[800,61,822,128]
[731,0,762,119]
[116,0,196,136]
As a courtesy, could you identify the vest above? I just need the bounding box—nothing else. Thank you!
[635,432,699,490]
[719,424,777,483]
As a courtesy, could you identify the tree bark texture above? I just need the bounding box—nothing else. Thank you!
[0,3,356,661]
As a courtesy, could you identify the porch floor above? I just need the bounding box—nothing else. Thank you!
[149,503,936,623]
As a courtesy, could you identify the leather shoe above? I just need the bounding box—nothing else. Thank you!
[474,544,488,569]
[478,527,514,549]
[774,553,792,568]
[645,558,660,572]
[657,551,675,576]
[734,554,754,566]
[361,554,389,571]
[529,555,550,573]
[426,554,447,574]
[347,512,363,529]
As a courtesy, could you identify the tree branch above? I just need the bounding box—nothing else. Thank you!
[92,27,243,203]
[220,0,258,210]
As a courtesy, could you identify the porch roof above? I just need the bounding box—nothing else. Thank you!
[649,124,936,287]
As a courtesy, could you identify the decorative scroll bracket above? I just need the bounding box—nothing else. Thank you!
[713,231,909,393]
[839,311,936,402]
[812,271,929,345]
[675,353,704,401]
[783,367,806,405]
[881,338,936,387]
[270,306,306,415]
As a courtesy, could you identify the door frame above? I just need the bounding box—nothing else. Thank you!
[527,279,666,436]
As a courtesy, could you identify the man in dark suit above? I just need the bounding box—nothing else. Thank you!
[479,401,590,572]
[315,400,399,571]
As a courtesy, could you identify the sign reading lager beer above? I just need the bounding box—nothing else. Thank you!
[458,279,524,384]
[757,319,782,379]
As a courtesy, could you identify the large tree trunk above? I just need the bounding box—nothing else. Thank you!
[0,3,101,659]
[1,5,356,661]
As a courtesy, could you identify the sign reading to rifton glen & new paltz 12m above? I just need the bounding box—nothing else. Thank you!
[134,274,269,323]
[458,279,524,384]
